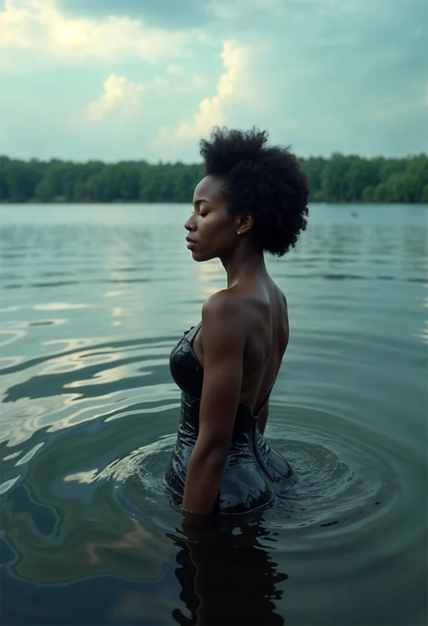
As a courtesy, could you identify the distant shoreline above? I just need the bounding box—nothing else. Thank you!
[1,154,427,204]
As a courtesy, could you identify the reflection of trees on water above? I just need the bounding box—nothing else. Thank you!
[2,428,288,623]
[2,481,173,583]
[1,423,174,585]
[168,515,288,626]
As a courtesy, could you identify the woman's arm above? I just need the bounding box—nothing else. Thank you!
[182,292,246,514]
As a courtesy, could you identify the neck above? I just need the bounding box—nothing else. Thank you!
[221,245,268,288]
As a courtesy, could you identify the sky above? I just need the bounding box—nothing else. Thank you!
[0,0,427,163]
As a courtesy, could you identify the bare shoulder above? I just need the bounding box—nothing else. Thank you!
[270,282,289,344]
[202,289,233,312]
[269,279,288,314]
[202,290,247,336]
[279,287,288,313]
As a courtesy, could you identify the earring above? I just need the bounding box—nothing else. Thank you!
[237,230,241,235]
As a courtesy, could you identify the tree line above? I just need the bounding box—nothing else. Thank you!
[0,153,426,204]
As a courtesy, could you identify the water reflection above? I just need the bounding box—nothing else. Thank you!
[0,204,426,626]
[2,481,173,584]
[167,515,287,626]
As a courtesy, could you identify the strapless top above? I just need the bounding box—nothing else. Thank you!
[165,322,293,515]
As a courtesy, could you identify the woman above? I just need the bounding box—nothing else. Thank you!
[166,127,309,515]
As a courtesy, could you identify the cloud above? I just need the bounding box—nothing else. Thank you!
[87,74,143,121]
[176,41,245,138]
[208,0,276,21]
[0,0,190,63]
[57,0,210,29]
[1,0,426,161]
[157,41,249,144]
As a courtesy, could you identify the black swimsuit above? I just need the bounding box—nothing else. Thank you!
[165,321,293,515]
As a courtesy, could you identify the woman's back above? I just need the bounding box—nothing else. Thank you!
[191,276,289,416]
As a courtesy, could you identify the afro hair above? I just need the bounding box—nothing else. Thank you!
[199,127,309,257]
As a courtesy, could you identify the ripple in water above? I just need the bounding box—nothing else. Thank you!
[94,405,400,542]
[268,406,400,535]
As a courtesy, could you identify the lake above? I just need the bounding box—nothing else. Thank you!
[0,203,427,626]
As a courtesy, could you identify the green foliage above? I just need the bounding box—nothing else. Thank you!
[1,160,43,202]
[320,153,353,202]
[0,154,426,203]
[346,158,380,201]
[0,169,9,202]
[299,157,326,198]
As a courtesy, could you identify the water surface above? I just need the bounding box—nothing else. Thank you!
[0,203,427,625]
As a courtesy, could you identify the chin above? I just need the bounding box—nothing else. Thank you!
[191,252,208,262]
[196,252,219,263]
[191,250,215,263]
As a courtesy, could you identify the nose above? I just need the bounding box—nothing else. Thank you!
[184,215,196,232]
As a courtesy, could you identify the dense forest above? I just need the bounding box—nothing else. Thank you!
[0,154,427,204]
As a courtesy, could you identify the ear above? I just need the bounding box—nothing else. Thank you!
[236,214,254,234]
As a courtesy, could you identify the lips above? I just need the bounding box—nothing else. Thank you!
[186,237,197,251]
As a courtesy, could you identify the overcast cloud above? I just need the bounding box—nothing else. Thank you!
[0,0,426,162]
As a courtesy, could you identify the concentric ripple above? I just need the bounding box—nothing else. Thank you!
[266,405,401,533]
[95,403,402,542]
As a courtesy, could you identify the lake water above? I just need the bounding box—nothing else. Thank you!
[0,203,427,626]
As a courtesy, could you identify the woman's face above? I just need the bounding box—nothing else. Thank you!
[184,175,238,262]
